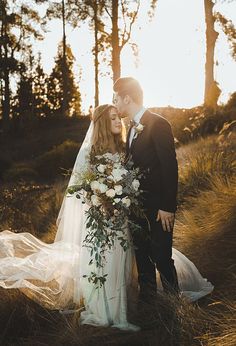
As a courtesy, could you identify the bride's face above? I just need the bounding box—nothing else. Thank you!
[109,107,122,135]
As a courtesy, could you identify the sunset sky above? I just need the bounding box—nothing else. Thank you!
[37,0,236,113]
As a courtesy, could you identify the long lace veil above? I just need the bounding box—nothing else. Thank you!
[55,121,94,242]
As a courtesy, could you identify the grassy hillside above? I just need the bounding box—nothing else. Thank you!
[0,116,90,182]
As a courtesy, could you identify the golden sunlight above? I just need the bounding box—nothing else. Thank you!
[38,0,236,112]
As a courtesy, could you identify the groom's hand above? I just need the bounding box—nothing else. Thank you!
[156,210,175,232]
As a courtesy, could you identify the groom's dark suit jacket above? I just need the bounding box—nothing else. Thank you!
[126,110,178,214]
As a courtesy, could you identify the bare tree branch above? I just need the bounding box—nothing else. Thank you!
[104,6,112,19]
[121,0,140,49]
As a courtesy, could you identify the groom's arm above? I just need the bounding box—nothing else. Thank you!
[150,117,178,214]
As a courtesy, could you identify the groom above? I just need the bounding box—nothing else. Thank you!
[113,77,179,301]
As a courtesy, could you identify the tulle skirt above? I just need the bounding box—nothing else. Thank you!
[0,229,213,329]
[0,195,214,330]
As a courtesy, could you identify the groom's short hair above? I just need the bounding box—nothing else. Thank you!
[113,77,143,105]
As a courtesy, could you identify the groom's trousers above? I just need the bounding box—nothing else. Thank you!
[132,209,179,296]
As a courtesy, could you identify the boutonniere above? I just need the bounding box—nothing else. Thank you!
[132,122,145,140]
[134,123,144,134]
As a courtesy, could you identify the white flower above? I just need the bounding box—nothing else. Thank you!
[111,168,128,182]
[97,164,106,173]
[91,180,108,194]
[111,168,123,182]
[98,183,108,194]
[113,162,120,169]
[107,175,114,182]
[114,185,123,195]
[134,123,144,133]
[90,180,100,191]
[114,198,121,204]
[106,152,120,162]
[122,196,131,207]
[91,194,101,206]
[103,153,114,160]
[132,179,140,191]
[106,189,116,198]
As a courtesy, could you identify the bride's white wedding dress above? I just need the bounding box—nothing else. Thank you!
[0,122,214,331]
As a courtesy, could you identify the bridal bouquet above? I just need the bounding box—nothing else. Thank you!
[67,152,143,287]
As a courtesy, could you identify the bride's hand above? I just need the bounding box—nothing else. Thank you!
[156,210,175,232]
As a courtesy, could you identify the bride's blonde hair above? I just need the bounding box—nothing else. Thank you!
[91,104,125,156]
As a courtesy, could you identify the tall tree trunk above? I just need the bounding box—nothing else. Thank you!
[3,67,10,130]
[29,54,34,120]
[204,0,221,108]
[94,0,99,107]
[1,0,10,131]
[62,0,67,116]
[111,0,121,83]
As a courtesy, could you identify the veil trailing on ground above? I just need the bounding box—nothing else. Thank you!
[0,121,94,310]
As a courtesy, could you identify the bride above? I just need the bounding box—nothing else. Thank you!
[0,104,213,331]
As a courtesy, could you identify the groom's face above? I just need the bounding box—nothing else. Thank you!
[113,92,128,118]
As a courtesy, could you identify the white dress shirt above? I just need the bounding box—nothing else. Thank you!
[129,107,146,147]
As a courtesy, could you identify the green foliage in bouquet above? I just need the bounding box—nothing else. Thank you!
[67,152,144,287]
